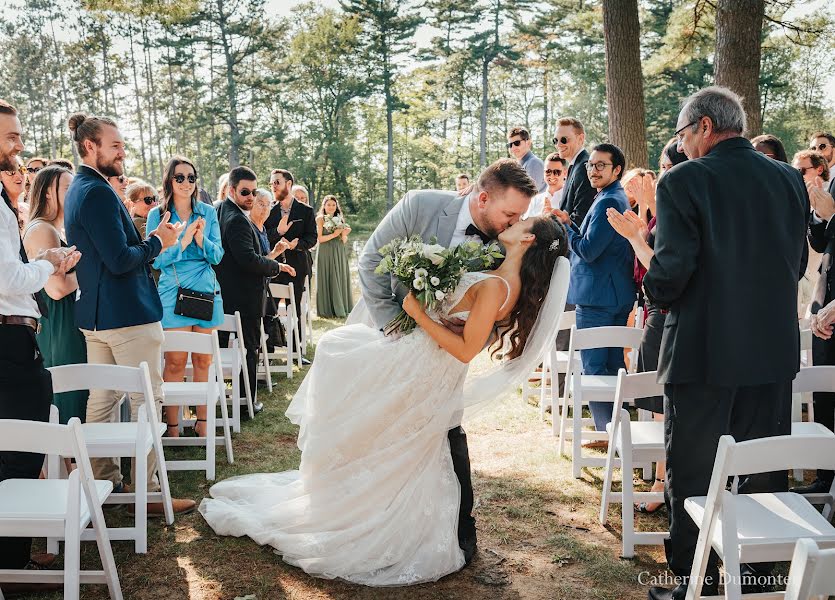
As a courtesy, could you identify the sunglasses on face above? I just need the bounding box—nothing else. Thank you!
[26,166,42,174]
[506,139,523,148]
[2,165,25,177]
[139,195,158,205]
[545,168,563,176]
[173,174,196,184]
[238,188,257,197]
[553,136,569,145]
[798,166,814,176]
[810,143,831,152]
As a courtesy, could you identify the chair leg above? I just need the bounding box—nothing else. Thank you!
[218,388,235,465]
[91,504,123,600]
[600,436,617,525]
[230,369,241,434]
[64,510,81,600]
[572,397,583,478]
[206,399,216,481]
[151,430,174,526]
[134,451,147,553]
[240,351,254,421]
[260,333,273,393]
[621,445,635,559]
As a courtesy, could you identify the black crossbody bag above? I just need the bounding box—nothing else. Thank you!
[173,265,216,321]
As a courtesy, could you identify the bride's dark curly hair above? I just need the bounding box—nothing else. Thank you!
[491,215,569,360]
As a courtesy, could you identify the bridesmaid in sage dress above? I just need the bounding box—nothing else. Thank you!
[315,195,353,318]
[22,165,88,423]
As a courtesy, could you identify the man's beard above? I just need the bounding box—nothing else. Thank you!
[275,187,289,202]
[97,157,123,178]
[0,149,18,172]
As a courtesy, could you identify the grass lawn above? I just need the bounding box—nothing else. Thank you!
[27,312,679,600]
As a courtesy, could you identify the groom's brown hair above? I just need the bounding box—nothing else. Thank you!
[477,158,538,198]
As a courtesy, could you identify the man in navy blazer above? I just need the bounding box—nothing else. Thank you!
[553,143,635,433]
[64,113,194,515]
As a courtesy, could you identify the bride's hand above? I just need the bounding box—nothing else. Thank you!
[403,292,424,319]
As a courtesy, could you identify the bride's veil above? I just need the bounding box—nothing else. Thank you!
[451,255,571,426]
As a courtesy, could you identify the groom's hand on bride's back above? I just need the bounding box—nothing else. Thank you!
[440,316,466,335]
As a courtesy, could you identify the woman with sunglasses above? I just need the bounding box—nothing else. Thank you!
[21,165,88,426]
[146,156,225,438]
[108,173,129,208]
[0,159,25,229]
[126,179,158,237]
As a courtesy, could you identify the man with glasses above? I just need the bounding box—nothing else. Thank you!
[506,126,546,193]
[642,87,809,600]
[525,153,567,218]
[216,167,295,413]
[554,117,597,226]
[265,168,317,365]
[552,143,635,439]
[809,132,835,196]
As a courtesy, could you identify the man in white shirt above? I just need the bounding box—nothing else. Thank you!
[525,153,567,218]
[0,99,81,596]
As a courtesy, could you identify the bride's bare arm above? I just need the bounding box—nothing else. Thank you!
[403,278,504,363]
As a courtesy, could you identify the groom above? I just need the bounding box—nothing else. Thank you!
[358,158,537,563]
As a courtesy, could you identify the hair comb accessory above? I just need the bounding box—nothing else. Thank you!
[549,239,560,252]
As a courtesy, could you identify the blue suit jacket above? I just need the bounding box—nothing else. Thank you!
[64,165,163,330]
[566,180,635,308]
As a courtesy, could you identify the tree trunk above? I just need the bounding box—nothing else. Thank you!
[128,22,149,180]
[49,15,73,161]
[383,49,394,211]
[714,0,764,136]
[602,0,648,168]
[217,0,241,169]
[142,21,164,182]
[479,55,489,168]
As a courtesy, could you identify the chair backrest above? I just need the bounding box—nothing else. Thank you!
[569,325,645,352]
[0,418,78,457]
[269,282,295,302]
[792,366,835,395]
[610,369,662,429]
[558,311,576,331]
[217,311,242,335]
[785,538,835,600]
[162,330,215,355]
[50,363,147,396]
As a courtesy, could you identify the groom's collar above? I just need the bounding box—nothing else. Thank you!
[454,194,475,233]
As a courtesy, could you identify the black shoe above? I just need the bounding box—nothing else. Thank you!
[740,563,775,594]
[300,356,311,366]
[459,537,477,565]
[790,478,833,494]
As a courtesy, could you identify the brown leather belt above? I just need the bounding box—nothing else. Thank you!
[0,315,40,332]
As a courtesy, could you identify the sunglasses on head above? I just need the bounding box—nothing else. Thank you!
[139,195,157,206]
[173,174,197,184]
[810,143,831,151]
[553,136,569,145]
[506,139,523,148]
[545,168,563,176]
[239,188,257,197]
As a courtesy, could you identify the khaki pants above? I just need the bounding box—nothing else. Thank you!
[82,322,164,492]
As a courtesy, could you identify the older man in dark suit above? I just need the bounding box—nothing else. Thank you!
[215,167,294,411]
[643,87,809,600]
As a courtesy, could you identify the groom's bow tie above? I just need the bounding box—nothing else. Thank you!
[465,224,491,244]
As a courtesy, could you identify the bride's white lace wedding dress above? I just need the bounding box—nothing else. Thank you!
[199,272,511,586]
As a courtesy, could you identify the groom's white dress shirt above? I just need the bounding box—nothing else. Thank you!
[449,195,481,248]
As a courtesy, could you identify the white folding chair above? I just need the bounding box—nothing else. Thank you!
[300,277,313,349]
[791,366,835,507]
[792,328,815,432]
[558,325,645,478]
[215,311,255,433]
[520,311,578,416]
[268,282,302,379]
[48,363,173,553]
[161,330,233,480]
[0,418,122,600]
[783,538,835,600]
[258,321,273,393]
[685,435,835,600]
[599,369,668,558]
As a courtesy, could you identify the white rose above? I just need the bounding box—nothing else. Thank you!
[435,290,445,301]
[414,267,428,279]
[413,278,425,290]
[422,244,447,266]
[430,276,440,286]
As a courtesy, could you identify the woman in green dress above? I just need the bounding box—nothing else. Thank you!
[22,165,88,423]
[315,195,353,318]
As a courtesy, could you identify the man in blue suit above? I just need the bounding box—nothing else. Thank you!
[553,143,635,433]
[64,113,195,515]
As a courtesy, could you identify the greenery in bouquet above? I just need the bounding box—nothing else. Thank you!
[323,214,347,234]
[375,235,505,336]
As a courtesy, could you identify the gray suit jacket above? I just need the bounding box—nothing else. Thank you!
[359,189,465,330]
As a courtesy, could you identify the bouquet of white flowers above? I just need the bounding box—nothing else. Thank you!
[323,214,347,234]
[375,235,504,336]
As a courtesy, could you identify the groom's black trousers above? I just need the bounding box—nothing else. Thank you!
[663,379,791,578]
[448,426,476,553]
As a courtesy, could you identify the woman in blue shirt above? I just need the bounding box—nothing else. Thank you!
[146,156,224,438]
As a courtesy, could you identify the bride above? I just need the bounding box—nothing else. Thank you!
[199,214,570,586]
